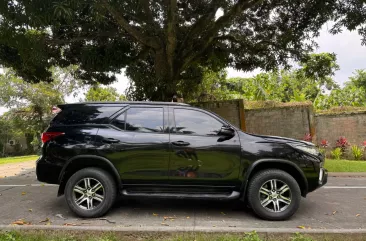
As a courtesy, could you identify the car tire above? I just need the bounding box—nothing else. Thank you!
[65,167,117,218]
[247,169,301,221]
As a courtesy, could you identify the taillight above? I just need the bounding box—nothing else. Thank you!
[41,132,64,143]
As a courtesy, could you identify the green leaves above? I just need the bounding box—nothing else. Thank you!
[85,84,126,102]
[0,0,361,100]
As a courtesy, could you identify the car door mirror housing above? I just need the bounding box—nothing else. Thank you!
[219,126,235,137]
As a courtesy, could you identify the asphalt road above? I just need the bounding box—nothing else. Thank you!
[0,167,365,231]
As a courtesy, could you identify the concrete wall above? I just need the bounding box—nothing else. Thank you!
[244,105,314,140]
[191,99,245,130]
[315,111,366,147]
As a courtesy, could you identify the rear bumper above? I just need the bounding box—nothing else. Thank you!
[36,156,62,184]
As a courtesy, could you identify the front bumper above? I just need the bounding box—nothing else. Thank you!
[36,156,62,184]
[318,167,328,186]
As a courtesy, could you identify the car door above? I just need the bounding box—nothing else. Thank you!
[95,105,170,185]
[168,107,242,187]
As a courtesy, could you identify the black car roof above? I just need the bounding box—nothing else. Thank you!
[58,101,190,108]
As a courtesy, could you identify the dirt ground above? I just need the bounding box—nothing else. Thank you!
[0,161,36,178]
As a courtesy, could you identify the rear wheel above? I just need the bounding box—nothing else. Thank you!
[65,168,117,218]
[247,169,301,221]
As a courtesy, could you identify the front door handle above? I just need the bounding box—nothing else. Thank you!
[172,141,190,146]
[102,138,120,144]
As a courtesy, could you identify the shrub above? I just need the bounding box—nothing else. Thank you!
[303,133,312,142]
[336,136,349,152]
[351,145,363,160]
[320,139,329,148]
[331,147,342,160]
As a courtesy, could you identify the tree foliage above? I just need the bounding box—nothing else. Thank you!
[0,0,362,100]
[0,66,83,151]
[198,53,339,103]
[85,85,126,102]
[315,69,366,110]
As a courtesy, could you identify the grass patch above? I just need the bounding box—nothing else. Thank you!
[325,159,366,172]
[1,231,366,241]
[0,155,38,165]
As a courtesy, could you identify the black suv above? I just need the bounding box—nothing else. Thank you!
[36,101,327,220]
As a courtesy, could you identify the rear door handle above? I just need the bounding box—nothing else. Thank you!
[172,141,190,146]
[102,138,120,144]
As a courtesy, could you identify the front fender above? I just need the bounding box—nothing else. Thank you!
[240,158,309,200]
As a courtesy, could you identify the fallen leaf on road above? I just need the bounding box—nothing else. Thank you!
[212,225,216,227]
[297,226,306,229]
[55,214,66,220]
[161,222,169,226]
[41,184,45,186]
[163,216,176,220]
[45,222,51,226]
[39,218,50,223]
[229,225,236,227]
[12,219,31,225]
[332,211,337,215]
[153,213,159,216]
[63,223,78,226]
[356,214,361,217]
[21,192,26,195]
[99,218,116,224]
[221,212,226,215]
[186,216,190,219]
[28,209,32,212]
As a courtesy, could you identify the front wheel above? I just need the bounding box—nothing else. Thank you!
[247,169,301,221]
[65,167,117,218]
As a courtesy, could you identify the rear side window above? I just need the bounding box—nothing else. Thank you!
[51,105,122,125]
[112,107,164,133]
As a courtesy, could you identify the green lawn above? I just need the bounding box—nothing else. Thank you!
[325,159,366,172]
[0,155,38,165]
[1,231,365,241]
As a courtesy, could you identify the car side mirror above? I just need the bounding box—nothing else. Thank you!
[219,126,235,137]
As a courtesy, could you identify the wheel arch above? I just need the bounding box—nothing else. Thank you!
[241,159,308,199]
[58,155,122,196]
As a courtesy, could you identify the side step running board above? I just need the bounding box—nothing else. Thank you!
[121,190,240,200]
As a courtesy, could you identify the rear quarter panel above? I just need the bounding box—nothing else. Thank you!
[43,125,100,168]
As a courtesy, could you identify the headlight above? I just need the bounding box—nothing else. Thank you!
[289,144,319,156]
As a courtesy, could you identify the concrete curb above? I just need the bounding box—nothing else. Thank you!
[329,172,366,177]
[1,225,366,234]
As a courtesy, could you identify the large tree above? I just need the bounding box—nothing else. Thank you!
[0,0,364,100]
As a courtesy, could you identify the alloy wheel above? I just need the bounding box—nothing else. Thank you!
[258,179,292,212]
[73,178,105,210]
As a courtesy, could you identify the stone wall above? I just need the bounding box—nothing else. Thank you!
[244,104,314,140]
[315,111,366,147]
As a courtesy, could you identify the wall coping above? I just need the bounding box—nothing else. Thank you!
[315,109,366,117]
[190,99,243,105]
[244,101,312,111]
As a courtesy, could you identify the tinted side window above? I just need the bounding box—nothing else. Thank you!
[51,105,122,125]
[113,107,164,133]
[173,109,223,136]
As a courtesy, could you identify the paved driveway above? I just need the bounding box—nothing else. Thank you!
[0,165,365,231]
